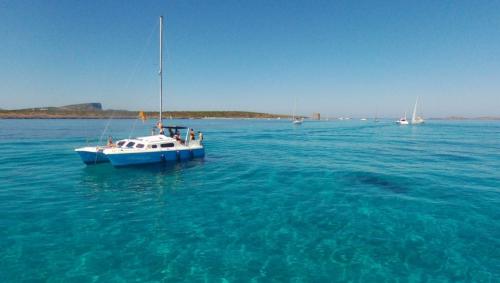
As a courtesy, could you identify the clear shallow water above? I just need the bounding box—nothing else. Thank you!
[0,119,499,282]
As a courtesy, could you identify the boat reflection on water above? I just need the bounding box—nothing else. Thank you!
[79,159,206,193]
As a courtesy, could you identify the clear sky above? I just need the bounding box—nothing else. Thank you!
[1,0,499,117]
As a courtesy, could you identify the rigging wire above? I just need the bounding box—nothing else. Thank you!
[128,118,139,139]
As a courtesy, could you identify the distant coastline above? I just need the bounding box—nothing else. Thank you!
[0,103,290,119]
[429,116,500,121]
[0,103,498,120]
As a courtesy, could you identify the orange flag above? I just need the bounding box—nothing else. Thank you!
[138,111,147,122]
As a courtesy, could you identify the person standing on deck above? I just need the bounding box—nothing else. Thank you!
[157,121,164,135]
[107,136,114,147]
[189,129,195,141]
[198,131,203,145]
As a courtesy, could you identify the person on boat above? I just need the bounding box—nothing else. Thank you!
[189,128,195,141]
[107,136,114,147]
[157,121,164,135]
[198,131,203,144]
[168,127,174,137]
[173,133,184,145]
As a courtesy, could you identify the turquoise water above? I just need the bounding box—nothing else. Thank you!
[1,119,499,282]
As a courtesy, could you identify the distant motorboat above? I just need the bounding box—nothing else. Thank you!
[396,112,409,125]
[293,119,303,125]
[360,118,367,121]
[411,97,425,124]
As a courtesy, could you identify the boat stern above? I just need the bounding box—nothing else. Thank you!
[75,146,109,165]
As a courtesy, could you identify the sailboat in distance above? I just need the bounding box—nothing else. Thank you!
[292,97,303,125]
[396,112,409,125]
[411,97,425,124]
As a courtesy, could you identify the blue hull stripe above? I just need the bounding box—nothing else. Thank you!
[107,149,205,167]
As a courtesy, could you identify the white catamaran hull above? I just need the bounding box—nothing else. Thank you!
[75,147,109,164]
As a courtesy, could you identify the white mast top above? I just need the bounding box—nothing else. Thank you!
[159,16,164,123]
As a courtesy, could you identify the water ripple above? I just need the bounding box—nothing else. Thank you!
[0,119,499,282]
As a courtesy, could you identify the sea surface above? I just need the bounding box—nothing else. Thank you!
[0,119,499,282]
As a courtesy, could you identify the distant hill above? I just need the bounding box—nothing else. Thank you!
[58,103,102,111]
[0,103,289,119]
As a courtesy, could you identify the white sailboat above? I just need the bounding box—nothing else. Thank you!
[103,16,204,167]
[76,16,205,166]
[292,98,303,125]
[411,97,424,124]
[396,112,409,125]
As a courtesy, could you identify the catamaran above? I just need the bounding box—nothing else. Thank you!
[103,127,204,167]
[411,97,424,124]
[75,145,110,165]
[76,16,205,166]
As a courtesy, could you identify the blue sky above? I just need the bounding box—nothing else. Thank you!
[1,0,499,117]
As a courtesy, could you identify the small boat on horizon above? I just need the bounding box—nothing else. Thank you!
[292,97,303,125]
[396,112,409,125]
[411,97,425,125]
[374,110,380,122]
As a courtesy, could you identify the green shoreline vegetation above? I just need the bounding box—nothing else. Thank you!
[0,103,290,119]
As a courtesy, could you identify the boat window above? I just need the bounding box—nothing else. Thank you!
[136,144,144,148]
[126,142,135,148]
[117,141,125,147]
[160,143,174,148]
[150,144,158,149]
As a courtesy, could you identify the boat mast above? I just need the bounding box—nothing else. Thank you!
[293,97,296,120]
[412,97,418,123]
[159,16,163,123]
